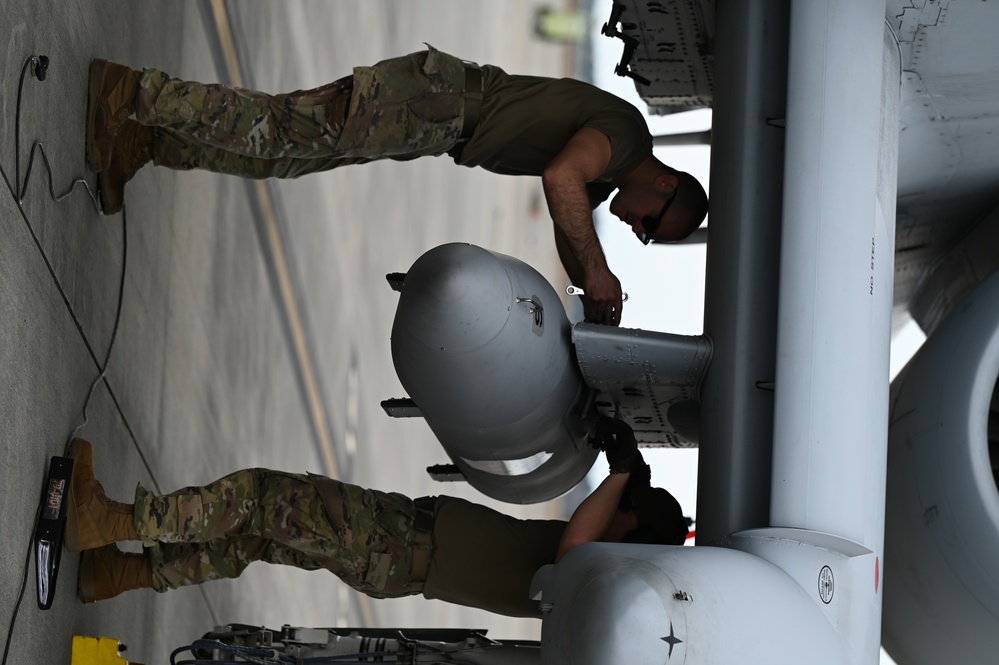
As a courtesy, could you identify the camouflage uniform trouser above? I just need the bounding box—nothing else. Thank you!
[136,47,468,179]
[134,469,431,598]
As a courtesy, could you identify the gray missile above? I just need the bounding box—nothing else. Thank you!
[389,243,597,504]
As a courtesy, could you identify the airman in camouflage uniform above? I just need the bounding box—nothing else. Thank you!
[69,429,688,617]
[88,46,709,326]
[90,46,469,187]
[133,469,432,597]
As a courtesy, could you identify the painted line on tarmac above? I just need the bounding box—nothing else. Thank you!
[201,0,340,477]
[201,0,375,628]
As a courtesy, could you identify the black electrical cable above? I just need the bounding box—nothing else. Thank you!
[64,204,127,454]
[2,54,128,665]
[15,56,101,207]
[0,539,33,665]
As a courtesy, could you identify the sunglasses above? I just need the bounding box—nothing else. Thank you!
[635,185,679,245]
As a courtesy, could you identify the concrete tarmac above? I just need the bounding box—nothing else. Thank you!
[1,2,577,662]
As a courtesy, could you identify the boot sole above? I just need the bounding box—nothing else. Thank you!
[77,550,97,603]
[64,438,93,553]
[85,59,109,172]
[96,172,121,215]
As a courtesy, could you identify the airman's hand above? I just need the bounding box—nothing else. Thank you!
[627,450,652,489]
[593,416,638,474]
[582,268,624,326]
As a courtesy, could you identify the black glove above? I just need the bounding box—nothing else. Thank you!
[627,449,652,488]
[593,416,638,474]
[619,449,651,513]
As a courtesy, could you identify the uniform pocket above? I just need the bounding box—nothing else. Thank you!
[363,551,393,592]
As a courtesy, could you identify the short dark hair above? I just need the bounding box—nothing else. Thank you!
[665,170,708,241]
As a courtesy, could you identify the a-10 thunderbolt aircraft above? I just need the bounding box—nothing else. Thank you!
[184,2,999,664]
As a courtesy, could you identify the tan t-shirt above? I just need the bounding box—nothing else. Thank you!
[455,65,652,193]
[422,495,566,618]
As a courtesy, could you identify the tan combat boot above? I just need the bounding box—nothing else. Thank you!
[86,59,142,172]
[64,439,138,552]
[78,545,153,602]
[98,120,153,214]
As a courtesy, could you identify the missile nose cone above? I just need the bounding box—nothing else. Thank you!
[389,243,596,504]
[395,243,513,353]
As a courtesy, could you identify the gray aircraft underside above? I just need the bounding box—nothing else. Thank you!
[379,3,999,665]
[185,2,998,664]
